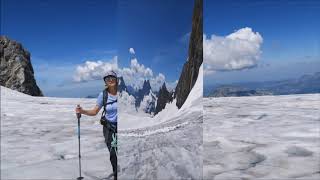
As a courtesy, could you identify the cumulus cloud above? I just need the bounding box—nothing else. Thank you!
[150,73,165,90]
[129,48,135,54]
[118,58,166,91]
[204,27,263,74]
[73,56,118,82]
[73,55,174,91]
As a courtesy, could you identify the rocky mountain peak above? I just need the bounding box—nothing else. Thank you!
[142,79,151,92]
[155,82,173,115]
[135,79,152,107]
[160,82,168,92]
[0,36,43,96]
[118,76,127,93]
[175,0,203,108]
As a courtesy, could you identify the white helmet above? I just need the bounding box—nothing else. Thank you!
[103,70,117,82]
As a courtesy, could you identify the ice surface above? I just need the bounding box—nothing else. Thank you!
[1,86,111,179]
[204,94,320,179]
[0,64,203,179]
[117,64,203,179]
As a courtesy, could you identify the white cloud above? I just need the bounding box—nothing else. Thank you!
[118,58,166,91]
[204,27,263,74]
[129,48,135,54]
[150,73,165,90]
[73,55,174,91]
[73,56,118,82]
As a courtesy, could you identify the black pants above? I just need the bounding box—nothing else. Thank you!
[103,125,117,179]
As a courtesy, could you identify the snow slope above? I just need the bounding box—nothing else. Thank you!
[0,64,203,179]
[204,94,320,179]
[117,64,203,179]
[138,90,157,114]
[1,86,111,179]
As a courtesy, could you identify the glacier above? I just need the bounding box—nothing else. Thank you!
[204,94,320,179]
[0,63,203,179]
[1,85,114,179]
[117,64,203,179]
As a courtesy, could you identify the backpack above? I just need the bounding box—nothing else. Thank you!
[100,89,117,131]
[101,89,118,116]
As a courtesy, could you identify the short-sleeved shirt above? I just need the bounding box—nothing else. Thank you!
[96,91,117,123]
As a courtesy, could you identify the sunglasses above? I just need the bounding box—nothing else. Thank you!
[105,76,117,82]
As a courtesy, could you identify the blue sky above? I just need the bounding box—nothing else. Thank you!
[1,0,118,97]
[117,0,193,82]
[204,0,320,87]
[1,0,194,97]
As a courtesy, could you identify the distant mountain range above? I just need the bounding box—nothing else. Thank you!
[86,77,174,115]
[85,0,203,113]
[206,72,320,97]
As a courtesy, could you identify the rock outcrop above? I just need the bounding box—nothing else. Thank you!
[0,36,43,96]
[155,82,173,115]
[140,90,157,114]
[175,0,203,108]
[118,76,127,93]
[135,80,152,107]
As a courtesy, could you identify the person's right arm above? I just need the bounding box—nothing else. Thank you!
[75,92,103,117]
[75,105,101,116]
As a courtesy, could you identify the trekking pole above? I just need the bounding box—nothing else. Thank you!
[76,105,84,180]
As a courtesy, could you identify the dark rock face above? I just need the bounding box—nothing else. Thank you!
[118,76,127,93]
[155,83,173,115]
[126,85,136,96]
[0,36,43,96]
[135,80,152,107]
[175,0,203,108]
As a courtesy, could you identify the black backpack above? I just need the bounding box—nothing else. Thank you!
[100,89,117,131]
[101,89,118,116]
